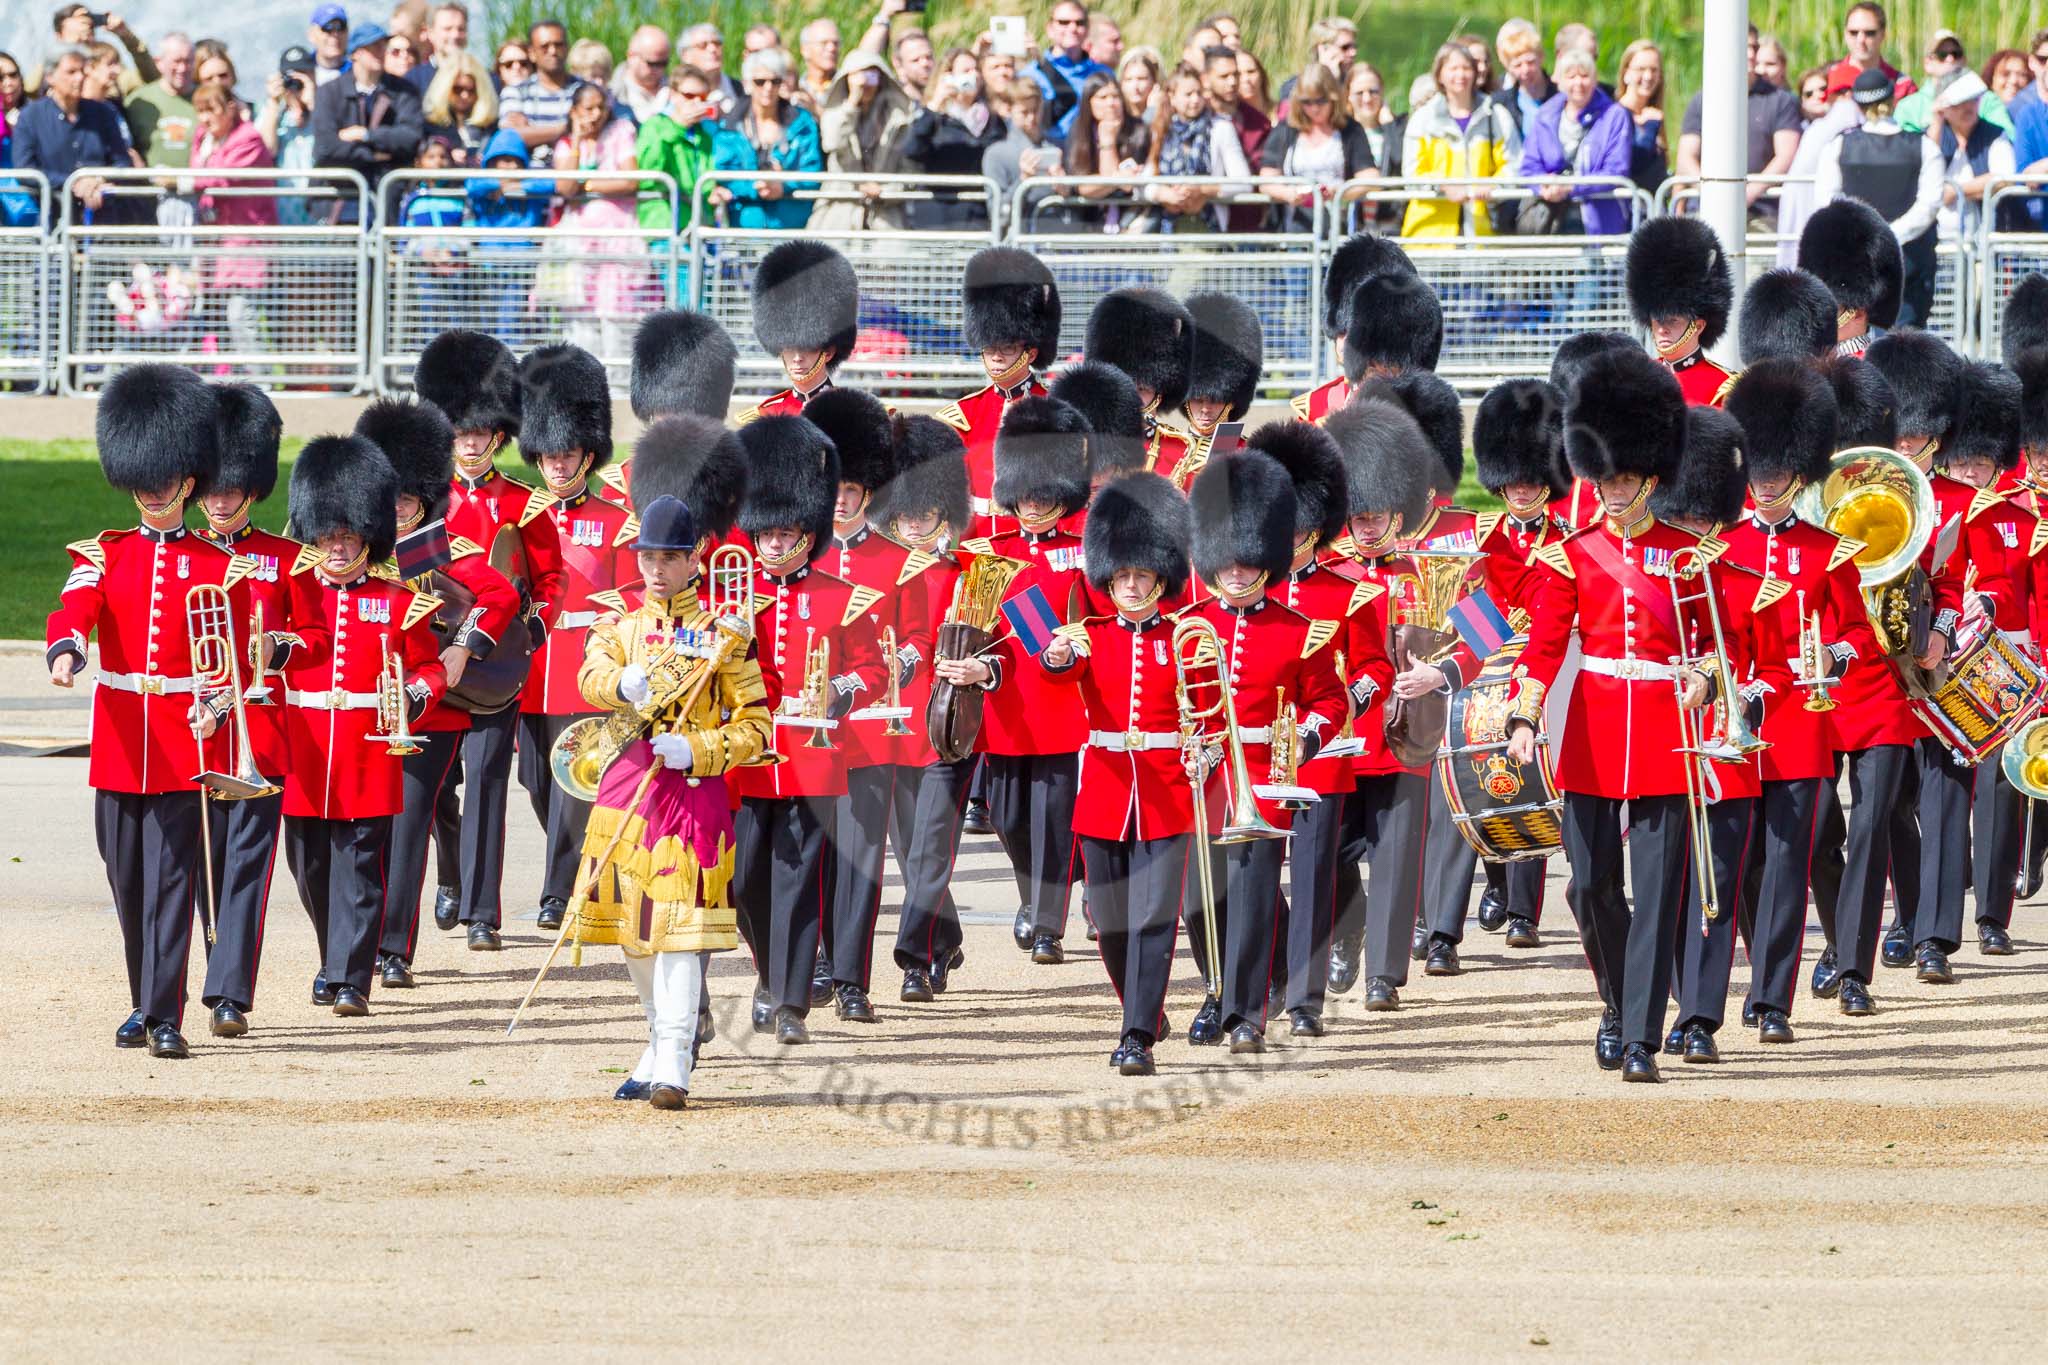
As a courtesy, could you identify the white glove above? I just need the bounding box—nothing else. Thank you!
[649,732,693,770]
[619,664,651,705]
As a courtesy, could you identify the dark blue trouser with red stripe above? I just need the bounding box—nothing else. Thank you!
[201,790,283,1010]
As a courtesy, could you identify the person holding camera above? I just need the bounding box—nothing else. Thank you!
[901,47,1006,229]
[815,48,916,230]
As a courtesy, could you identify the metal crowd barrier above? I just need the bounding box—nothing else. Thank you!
[58,167,371,394]
[0,170,53,393]
[688,171,1004,399]
[372,168,683,393]
[1977,177,2048,362]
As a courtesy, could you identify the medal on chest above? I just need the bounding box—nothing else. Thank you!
[570,518,604,548]
[798,592,812,620]
[176,554,190,580]
[2000,521,2020,549]
[1787,545,1801,577]
[1153,638,1168,667]
[359,596,392,625]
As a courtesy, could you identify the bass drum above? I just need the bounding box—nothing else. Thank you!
[435,525,536,715]
[1912,619,2048,764]
[1436,638,1563,861]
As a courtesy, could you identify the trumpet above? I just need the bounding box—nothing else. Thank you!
[244,599,273,703]
[1794,592,1837,713]
[878,626,913,736]
[798,628,836,749]
[185,583,281,801]
[1264,687,1317,811]
[368,634,423,756]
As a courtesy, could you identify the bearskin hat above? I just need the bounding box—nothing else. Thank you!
[1185,291,1262,419]
[630,309,738,421]
[96,363,218,496]
[1049,361,1147,480]
[1738,268,1840,364]
[516,343,612,468]
[877,414,972,534]
[736,415,839,563]
[2015,347,2048,458]
[1190,449,1296,584]
[212,382,283,502]
[1562,347,1686,484]
[963,246,1062,360]
[752,240,860,367]
[1723,359,1837,486]
[1865,330,1964,443]
[1325,398,1436,531]
[1357,369,1463,494]
[1084,288,1193,412]
[2003,273,2048,366]
[414,329,521,437]
[627,415,748,539]
[354,396,456,517]
[1341,273,1444,381]
[1650,407,1748,528]
[1549,331,1640,399]
[1473,379,1568,498]
[1082,471,1193,597]
[1948,362,2024,473]
[1245,419,1348,546]
[1825,356,1898,451]
[1799,198,1903,328]
[993,395,1091,516]
[289,435,399,561]
[1626,216,1734,349]
[1324,233,1416,338]
[803,387,895,493]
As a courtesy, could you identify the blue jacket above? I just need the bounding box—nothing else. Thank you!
[1519,88,1636,235]
[710,105,821,230]
[464,128,556,231]
[1025,51,1111,141]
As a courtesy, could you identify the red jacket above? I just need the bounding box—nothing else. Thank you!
[1290,376,1349,425]
[1177,595,1348,826]
[1548,481,1604,532]
[409,537,522,734]
[1275,561,1393,795]
[1962,487,2039,638]
[936,377,1049,537]
[196,524,332,774]
[1667,352,1735,408]
[1145,422,1198,490]
[523,491,638,714]
[444,470,566,631]
[1514,516,1731,799]
[822,526,909,770]
[280,562,448,820]
[977,529,1092,757]
[736,387,811,423]
[728,562,886,801]
[1041,610,1197,841]
[1720,513,1876,779]
[48,526,262,794]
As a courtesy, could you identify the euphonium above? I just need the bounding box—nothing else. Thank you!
[368,634,423,756]
[1793,446,1937,666]
[2002,717,2048,800]
[1170,617,1286,845]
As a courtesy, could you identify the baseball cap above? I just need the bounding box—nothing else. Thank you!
[312,4,348,29]
[1933,70,1987,110]
[349,21,390,54]
[1850,67,1893,108]
[279,44,317,76]
[1927,28,1963,58]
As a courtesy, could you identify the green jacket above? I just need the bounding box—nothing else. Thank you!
[636,113,716,231]
[1896,88,2010,136]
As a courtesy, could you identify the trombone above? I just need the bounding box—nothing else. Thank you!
[368,635,423,756]
[186,583,282,952]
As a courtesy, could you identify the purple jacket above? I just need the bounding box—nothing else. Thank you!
[1519,87,1635,234]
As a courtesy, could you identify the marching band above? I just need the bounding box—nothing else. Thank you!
[52,210,2048,1104]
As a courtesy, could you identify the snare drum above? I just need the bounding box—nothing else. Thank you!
[1436,640,1564,861]
[1912,622,2048,764]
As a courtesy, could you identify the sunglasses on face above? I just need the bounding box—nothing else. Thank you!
[500,56,532,70]
[322,20,348,34]
[1299,96,1330,106]
[1935,47,1963,61]
[749,76,777,88]
[1846,26,1880,37]
[452,81,476,94]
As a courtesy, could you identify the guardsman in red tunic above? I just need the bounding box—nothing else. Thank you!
[47,367,258,1060]
[1083,288,1199,487]
[1546,332,1642,531]
[727,417,886,1045]
[1320,399,1438,1010]
[1501,350,1724,1083]
[1736,266,1843,368]
[510,345,635,934]
[873,421,980,1003]
[358,397,521,988]
[191,384,330,1038]
[1721,362,1875,1046]
[600,309,742,508]
[621,415,751,599]
[1036,473,1196,1077]
[280,436,449,1018]
[2010,335,2048,891]
[1416,380,1571,968]
[1048,361,1150,542]
[734,240,861,424]
[414,329,565,949]
[805,388,908,1020]
[1173,292,1264,491]
[1801,198,1902,361]
[1626,215,1737,409]
[1250,420,1385,1033]
[1176,453,1346,1053]
[1291,233,1420,424]
[969,397,1094,959]
[941,246,1059,536]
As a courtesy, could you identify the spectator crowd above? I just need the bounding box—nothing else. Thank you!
[3,1,2046,316]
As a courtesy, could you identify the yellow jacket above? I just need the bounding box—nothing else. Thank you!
[1400,95,1522,238]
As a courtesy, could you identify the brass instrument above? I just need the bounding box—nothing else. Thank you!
[1793,446,1938,677]
[927,552,1029,762]
[796,629,836,748]
[1384,549,1486,767]
[368,634,423,756]
[244,599,273,703]
[1794,591,1837,713]
[1170,618,1288,845]
[186,582,283,801]
[550,544,756,801]
[849,624,915,735]
[2003,718,2048,799]
[1261,687,1316,810]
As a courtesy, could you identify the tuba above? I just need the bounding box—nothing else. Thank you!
[926,552,1028,762]
[1793,446,1938,691]
[550,545,755,801]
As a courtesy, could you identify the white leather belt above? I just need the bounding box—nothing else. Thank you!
[97,671,198,696]
[970,495,993,516]
[287,688,381,711]
[556,610,602,629]
[1088,728,1181,752]
[1578,654,1677,682]
[1233,725,1273,744]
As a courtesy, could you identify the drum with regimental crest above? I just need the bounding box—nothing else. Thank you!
[1436,639,1563,861]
